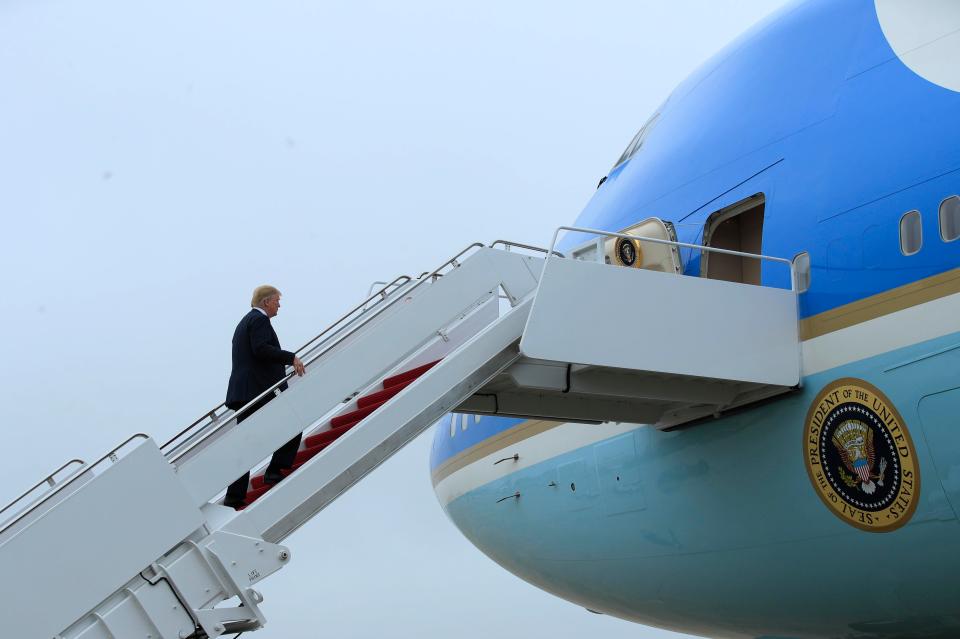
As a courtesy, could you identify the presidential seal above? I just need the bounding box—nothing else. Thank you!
[803,378,919,532]
[613,237,642,267]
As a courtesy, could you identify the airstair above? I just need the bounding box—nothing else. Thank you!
[0,227,800,639]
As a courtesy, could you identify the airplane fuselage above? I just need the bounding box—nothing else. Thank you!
[430,2,960,637]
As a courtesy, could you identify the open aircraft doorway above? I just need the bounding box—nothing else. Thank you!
[701,193,765,285]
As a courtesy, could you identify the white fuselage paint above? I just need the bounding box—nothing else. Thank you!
[802,289,960,374]
[875,0,960,92]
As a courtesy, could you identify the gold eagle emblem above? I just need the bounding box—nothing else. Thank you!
[803,378,919,532]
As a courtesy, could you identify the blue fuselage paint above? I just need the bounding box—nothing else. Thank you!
[430,1,960,637]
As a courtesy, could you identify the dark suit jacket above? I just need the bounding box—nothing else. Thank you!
[225,309,296,410]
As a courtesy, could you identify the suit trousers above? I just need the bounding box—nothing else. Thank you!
[224,392,304,505]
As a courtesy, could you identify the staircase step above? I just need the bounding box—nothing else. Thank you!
[244,483,274,503]
[382,359,440,389]
[331,399,387,429]
[249,444,329,493]
[357,378,413,408]
[250,468,288,489]
[304,423,355,449]
[293,442,329,466]
[232,359,443,511]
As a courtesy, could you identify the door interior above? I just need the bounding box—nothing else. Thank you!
[701,194,765,285]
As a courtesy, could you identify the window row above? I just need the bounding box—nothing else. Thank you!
[449,413,482,438]
[900,195,960,256]
[791,195,960,294]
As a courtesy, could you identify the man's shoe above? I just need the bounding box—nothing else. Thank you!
[263,471,285,485]
[223,498,246,509]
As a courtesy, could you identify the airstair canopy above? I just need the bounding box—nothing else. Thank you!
[0,228,799,639]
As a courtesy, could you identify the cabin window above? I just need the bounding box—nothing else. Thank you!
[939,196,960,242]
[793,252,811,292]
[701,194,765,285]
[449,414,457,438]
[899,210,922,255]
[461,414,469,431]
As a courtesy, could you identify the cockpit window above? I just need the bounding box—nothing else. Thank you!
[611,112,660,170]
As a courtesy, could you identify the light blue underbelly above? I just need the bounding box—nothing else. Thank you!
[440,330,960,639]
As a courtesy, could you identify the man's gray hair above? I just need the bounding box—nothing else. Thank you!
[251,285,281,308]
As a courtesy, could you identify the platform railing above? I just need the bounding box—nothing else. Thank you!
[0,435,148,537]
[545,225,797,291]
[490,239,565,258]
[165,242,492,466]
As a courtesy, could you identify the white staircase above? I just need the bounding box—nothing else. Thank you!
[0,228,799,639]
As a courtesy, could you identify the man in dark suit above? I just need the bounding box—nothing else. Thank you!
[223,285,306,509]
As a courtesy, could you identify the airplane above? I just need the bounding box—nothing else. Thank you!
[2,2,958,639]
[429,1,960,637]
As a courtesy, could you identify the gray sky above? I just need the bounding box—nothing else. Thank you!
[0,1,790,637]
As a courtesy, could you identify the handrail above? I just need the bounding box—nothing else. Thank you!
[547,225,797,291]
[363,278,411,311]
[160,275,414,455]
[364,278,410,299]
[365,281,392,297]
[164,238,550,463]
[490,240,565,258]
[167,243,487,465]
[0,434,148,537]
[296,275,414,359]
[0,459,85,523]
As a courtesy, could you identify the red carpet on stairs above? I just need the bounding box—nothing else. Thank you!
[382,359,440,388]
[233,358,442,509]
[304,425,348,449]
[331,399,386,428]
[244,483,273,502]
[249,442,330,490]
[357,378,413,408]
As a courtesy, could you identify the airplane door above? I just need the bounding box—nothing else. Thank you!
[917,388,960,519]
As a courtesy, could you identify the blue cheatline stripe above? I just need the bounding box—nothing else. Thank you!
[429,415,525,473]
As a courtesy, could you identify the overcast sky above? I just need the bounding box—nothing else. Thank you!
[1,1,791,637]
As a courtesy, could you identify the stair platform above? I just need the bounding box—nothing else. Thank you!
[464,227,800,429]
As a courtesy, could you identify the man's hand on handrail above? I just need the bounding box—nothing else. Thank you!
[292,356,305,376]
